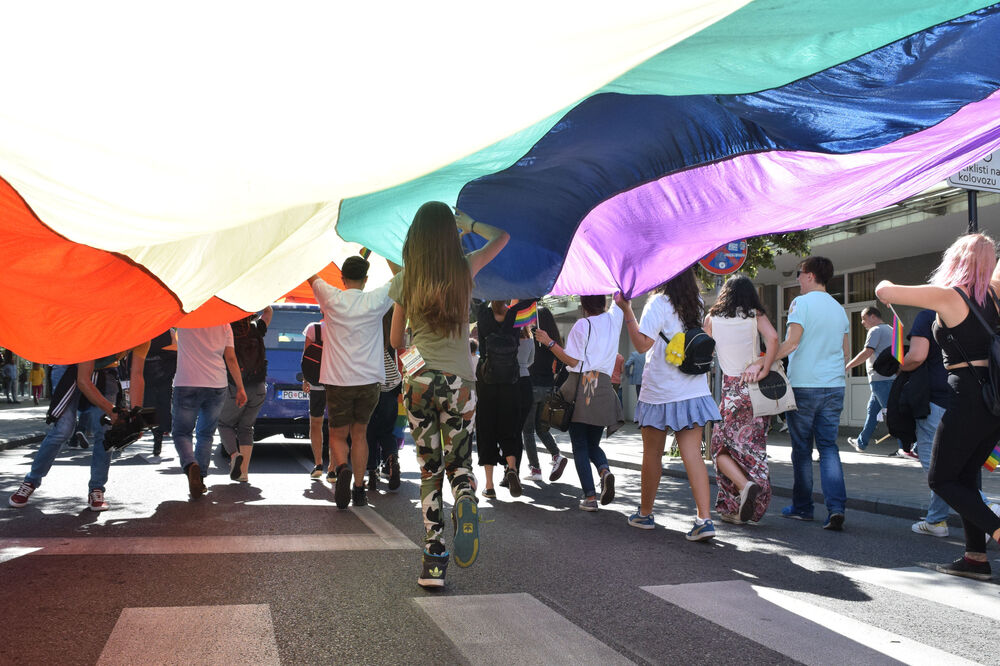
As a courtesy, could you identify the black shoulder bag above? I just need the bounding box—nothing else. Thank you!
[539,320,591,431]
[946,287,1000,417]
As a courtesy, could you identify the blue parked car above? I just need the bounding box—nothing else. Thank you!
[253,303,324,441]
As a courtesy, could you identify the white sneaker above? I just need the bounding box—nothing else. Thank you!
[549,454,568,482]
[524,466,543,482]
[847,436,866,453]
[911,520,947,537]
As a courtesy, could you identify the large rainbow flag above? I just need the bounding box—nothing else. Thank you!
[3,2,1000,362]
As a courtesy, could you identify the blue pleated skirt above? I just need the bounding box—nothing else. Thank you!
[636,395,721,432]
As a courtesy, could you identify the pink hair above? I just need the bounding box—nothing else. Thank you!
[929,233,997,304]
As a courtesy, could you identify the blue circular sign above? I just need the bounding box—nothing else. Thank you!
[699,240,748,275]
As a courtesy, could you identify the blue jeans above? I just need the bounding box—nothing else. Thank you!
[567,422,609,497]
[916,402,950,523]
[25,373,116,491]
[787,386,847,516]
[172,386,226,474]
[857,379,894,448]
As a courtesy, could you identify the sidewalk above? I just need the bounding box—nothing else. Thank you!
[0,400,49,450]
[548,421,1000,527]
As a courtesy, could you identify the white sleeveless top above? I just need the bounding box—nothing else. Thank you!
[709,315,759,377]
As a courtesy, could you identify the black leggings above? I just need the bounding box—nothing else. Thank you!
[929,367,1000,553]
[475,381,522,466]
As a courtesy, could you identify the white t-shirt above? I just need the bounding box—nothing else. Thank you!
[174,325,234,389]
[302,321,325,390]
[638,293,711,404]
[311,278,394,387]
[563,304,624,376]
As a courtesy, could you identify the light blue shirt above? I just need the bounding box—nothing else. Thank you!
[786,290,849,388]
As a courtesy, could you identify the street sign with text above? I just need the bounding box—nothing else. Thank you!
[948,150,1000,194]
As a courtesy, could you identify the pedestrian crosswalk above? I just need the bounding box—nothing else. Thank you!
[840,565,1000,621]
[98,604,280,666]
[644,579,979,666]
[415,593,635,665]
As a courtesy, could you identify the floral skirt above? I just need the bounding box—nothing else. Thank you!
[710,375,771,521]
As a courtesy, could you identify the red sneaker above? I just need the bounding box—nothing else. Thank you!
[87,489,109,512]
[8,481,35,508]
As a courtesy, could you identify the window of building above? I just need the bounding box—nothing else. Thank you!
[849,269,876,303]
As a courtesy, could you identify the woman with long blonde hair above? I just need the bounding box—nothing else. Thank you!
[389,201,509,588]
[876,233,1000,581]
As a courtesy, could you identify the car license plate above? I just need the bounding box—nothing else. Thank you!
[278,390,308,401]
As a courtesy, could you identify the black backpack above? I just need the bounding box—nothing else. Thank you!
[659,327,716,375]
[230,316,268,385]
[479,331,519,384]
[947,287,1000,417]
[301,322,323,386]
[872,345,902,377]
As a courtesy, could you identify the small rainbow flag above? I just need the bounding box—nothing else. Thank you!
[985,444,1000,472]
[514,301,538,328]
[891,313,905,365]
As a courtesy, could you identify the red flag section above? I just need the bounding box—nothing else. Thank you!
[0,177,255,363]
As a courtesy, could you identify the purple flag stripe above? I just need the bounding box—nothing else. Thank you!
[551,90,1000,297]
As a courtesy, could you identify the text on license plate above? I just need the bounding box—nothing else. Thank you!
[278,390,308,400]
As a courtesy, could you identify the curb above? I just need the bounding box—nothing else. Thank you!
[0,433,45,452]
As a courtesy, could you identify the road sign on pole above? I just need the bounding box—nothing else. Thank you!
[948,149,1000,194]
[699,240,748,276]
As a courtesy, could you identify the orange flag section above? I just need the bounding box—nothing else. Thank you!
[0,177,255,363]
[279,263,344,303]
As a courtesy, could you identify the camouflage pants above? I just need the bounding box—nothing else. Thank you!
[403,370,477,550]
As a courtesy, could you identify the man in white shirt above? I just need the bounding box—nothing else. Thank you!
[173,325,247,498]
[308,255,399,509]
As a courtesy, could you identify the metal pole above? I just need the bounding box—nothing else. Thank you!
[969,190,979,233]
[705,274,724,460]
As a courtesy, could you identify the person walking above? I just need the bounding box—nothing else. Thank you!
[308,255,399,509]
[475,299,534,499]
[9,344,148,511]
[301,320,328,479]
[218,307,272,483]
[521,307,569,483]
[535,294,624,512]
[876,233,1000,580]
[703,275,779,525]
[389,202,509,587]
[366,312,402,493]
[143,328,177,456]
[30,362,45,406]
[846,306,898,453]
[3,349,19,403]
[624,350,645,403]
[901,309,960,538]
[775,256,850,530]
[173,325,247,498]
[616,268,721,540]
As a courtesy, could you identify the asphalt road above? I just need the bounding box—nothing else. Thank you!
[1,432,998,665]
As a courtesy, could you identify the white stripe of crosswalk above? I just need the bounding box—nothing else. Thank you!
[0,545,40,563]
[839,565,1000,621]
[414,593,634,665]
[97,604,279,665]
[643,579,978,666]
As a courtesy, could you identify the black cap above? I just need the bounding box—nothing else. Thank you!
[341,255,370,281]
